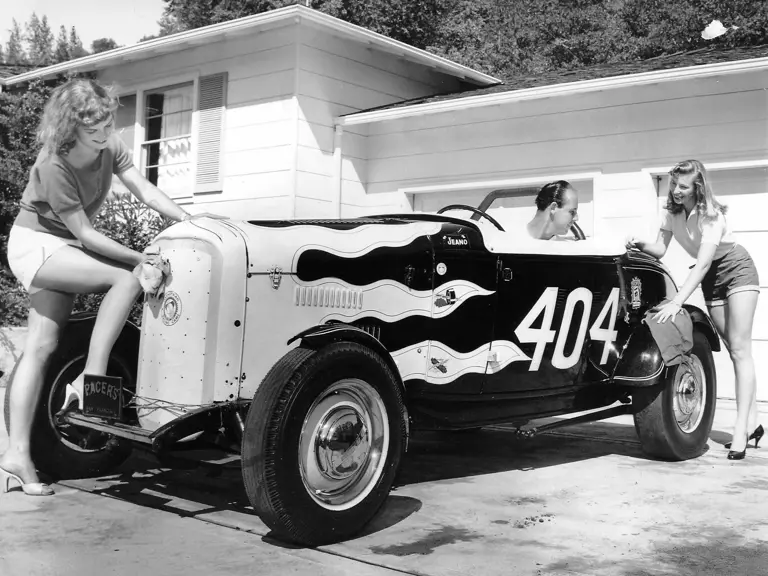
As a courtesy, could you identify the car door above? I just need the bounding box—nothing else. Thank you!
[406,223,499,394]
[484,253,626,394]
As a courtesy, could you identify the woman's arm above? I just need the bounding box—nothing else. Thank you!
[60,209,144,267]
[651,242,717,323]
[117,166,189,221]
[117,167,228,221]
[627,228,673,259]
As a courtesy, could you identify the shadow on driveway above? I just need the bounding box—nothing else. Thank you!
[58,419,654,543]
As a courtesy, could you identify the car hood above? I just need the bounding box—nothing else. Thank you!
[228,217,445,275]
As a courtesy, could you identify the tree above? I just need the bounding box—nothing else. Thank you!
[321,0,446,49]
[91,38,120,53]
[68,27,89,59]
[25,13,55,66]
[54,25,70,63]
[0,80,54,325]
[160,0,447,48]
[157,0,768,76]
[5,19,26,65]
[0,43,4,64]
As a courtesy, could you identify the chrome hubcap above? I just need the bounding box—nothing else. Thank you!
[673,354,706,434]
[299,379,388,510]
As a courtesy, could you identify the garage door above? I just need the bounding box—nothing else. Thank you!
[657,166,768,401]
[412,179,595,237]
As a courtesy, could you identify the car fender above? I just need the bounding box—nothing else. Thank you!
[611,323,666,387]
[683,304,721,352]
[612,303,720,387]
[287,323,410,439]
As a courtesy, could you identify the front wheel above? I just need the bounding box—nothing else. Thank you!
[241,342,407,546]
[632,330,716,460]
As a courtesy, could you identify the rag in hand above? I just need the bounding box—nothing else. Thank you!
[132,247,171,299]
[642,301,694,366]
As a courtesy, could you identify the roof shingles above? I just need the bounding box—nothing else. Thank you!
[354,43,768,114]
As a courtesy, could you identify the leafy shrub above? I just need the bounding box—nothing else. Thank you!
[72,192,173,326]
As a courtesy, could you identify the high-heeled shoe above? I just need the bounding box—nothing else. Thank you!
[0,466,54,496]
[727,444,747,460]
[724,424,764,449]
[58,382,84,415]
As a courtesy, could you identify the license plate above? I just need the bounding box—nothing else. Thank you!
[82,374,123,420]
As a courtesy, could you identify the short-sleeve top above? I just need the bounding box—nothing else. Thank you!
[14,135,134,240]
[659,208,735,260]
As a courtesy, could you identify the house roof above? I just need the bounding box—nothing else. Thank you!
[339,43,768,126]
[0,5,500,89]
[0,63,42,80]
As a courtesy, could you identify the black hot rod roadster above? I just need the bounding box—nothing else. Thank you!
[5,192,718,547]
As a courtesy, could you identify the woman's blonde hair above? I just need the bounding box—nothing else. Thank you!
[666,159,728,223]
[37,78,119,155]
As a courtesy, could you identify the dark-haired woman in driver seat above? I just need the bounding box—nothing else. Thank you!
[526,180,579,241]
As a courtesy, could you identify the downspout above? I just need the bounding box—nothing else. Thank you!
[332,124,344,218]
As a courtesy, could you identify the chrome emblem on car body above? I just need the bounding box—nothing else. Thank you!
[161,290,182,326]
[630,277,642,309]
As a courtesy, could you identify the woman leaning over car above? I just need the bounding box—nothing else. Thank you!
[627,160,762,460]
[0,78,225,496]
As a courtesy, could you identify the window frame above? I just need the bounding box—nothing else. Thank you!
[115,72,201,202]
[141,81,196,196]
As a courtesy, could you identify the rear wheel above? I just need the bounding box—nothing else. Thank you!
[4,327,137,480]
[632,330,716,460]
[241,342,407,546]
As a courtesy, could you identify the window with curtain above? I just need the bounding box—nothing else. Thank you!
[142,82,194,198]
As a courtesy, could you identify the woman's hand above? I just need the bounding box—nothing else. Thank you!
[651,300,683,323]
[625,235,641,250]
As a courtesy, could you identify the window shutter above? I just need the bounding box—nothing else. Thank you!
[194,72,227,194]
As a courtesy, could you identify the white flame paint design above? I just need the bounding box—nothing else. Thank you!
[392,339,531,384]
[294,278,495,323]
[289,221,443,270]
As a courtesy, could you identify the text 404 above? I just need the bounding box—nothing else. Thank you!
[515,287,621,371]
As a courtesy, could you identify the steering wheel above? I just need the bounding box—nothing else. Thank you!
[570,222,586,240]
[436,204,505,232]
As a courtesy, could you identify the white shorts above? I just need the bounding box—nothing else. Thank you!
[7,225,82,294]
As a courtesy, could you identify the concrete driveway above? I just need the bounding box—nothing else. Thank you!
[1,386,767,576]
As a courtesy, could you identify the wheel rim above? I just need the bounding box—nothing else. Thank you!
[298,379,389,511]
[672,354,707,434]
[46,355,134,453]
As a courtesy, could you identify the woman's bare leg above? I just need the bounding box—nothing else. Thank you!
[0,289,74,484]
[33,246,143,397]
[712,291,759,453]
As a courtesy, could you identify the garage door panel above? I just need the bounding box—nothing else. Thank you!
[752,289,768,340]
[714,339,768,401]
[708,167,768,193]
[719,197,768,231]
[731,232,768,283]
[413,180,595,236]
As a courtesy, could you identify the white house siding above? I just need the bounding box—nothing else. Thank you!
[294,26,463,218]
[362,68,768,399]
[98,22,465,219]
[99,24,301,219]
